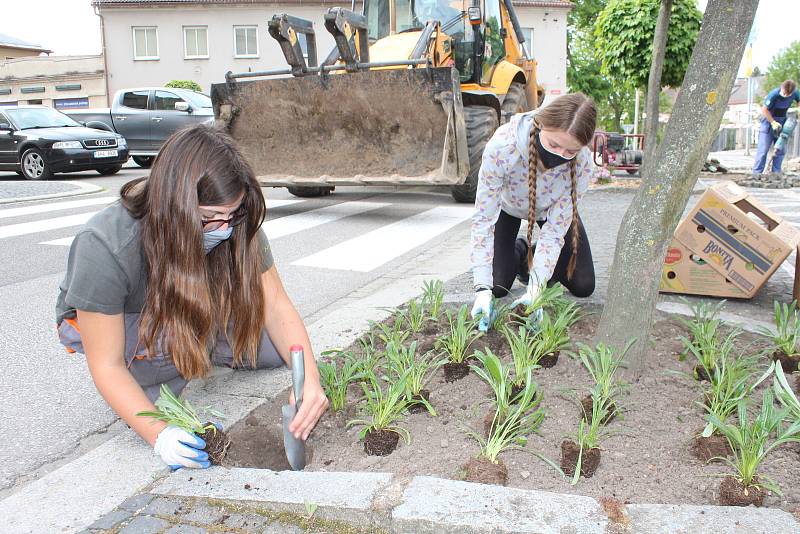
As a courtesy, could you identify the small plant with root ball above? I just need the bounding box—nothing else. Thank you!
[436,305,482,381]
[347,370,411,456]
[384,340,444,416]
[318,349,366,412]
[758,300,800,373]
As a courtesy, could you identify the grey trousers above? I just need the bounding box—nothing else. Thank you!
[57,313,285,402]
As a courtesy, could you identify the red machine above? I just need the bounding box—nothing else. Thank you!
[593,132,645,175]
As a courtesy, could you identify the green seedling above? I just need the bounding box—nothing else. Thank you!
[677,298,726,361]
[573,340,633,405]
[758,300,800,358]
[375,318,410,348]
[400,298,427,334]
[569,394,612,486]
[489,301,513,332]
[137,383,221,435]
[699,353,771,438]
[304,501,318,519]
[471,348,519,423]
[773,361,800,423]
[436,305,482,364]
[503,325,540,389]
[682,328,741,380]
[421,280,444,322]
[551,298,584,329]
[707,389,800,496]
[535,309,574,360]
[384,340,444,415]
[511,283,566,321]
[318,349,366,412]
[347,370,411,444]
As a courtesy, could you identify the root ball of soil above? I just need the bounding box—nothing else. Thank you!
[464,456,508,486]
[580,395,616,425]
[199,425,232,465]
[443,361,470,382]
[772,350,799,374]
[560,439,601,478]
[407,389,431,414]
[539,351,559,369]
[363,429,400,456]
[694,365,712,382]
[690,433,732,463]
[719,476,765,507]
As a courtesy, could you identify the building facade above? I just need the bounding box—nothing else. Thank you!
[93,0,571,103]
[0,32,51,60]
[0,55,107,109]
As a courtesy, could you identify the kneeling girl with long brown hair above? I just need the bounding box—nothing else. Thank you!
[56,124,328,469]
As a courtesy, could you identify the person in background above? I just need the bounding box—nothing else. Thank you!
[753,79,800,174]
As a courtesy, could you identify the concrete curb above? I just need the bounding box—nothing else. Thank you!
[0,180,104,205]
[150,469,799,534]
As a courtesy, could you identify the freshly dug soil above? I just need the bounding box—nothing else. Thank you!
[464,456,508,485]
[694,365,712,382]
[690,432,732,463]
[539,351,559,369]
[719,476,765,507]
[443,361,470,382]
[407,389,431,414]
[199,424,232,465]
[560,439,601,478]
[225,413,293,470]
[364,429,400,456]
[580,395,616,425]
[229,311,800,511]
[772,350,799,374]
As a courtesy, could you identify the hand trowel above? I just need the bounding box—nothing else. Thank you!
[282,345,306,470]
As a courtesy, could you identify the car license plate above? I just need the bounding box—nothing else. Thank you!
[94,150,118,158]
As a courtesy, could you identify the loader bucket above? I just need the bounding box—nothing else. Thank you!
[211,66,469,186]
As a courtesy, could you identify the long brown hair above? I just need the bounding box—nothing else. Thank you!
[121,124,266,379]
[526,93,596,280]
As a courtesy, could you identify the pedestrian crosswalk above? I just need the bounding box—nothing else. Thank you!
[0,194,474,273]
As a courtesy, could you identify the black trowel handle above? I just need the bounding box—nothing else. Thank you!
[289,345,305,413]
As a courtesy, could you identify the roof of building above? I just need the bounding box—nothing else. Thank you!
[92,0,574,7]
[0,32,51,53]
[728,76,766,106]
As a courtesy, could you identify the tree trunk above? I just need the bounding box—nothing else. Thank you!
[642,0,673,171]
[595,0,760,380]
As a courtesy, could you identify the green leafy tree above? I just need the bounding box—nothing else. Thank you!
[594,0,702,90]
[165,80,202,92]
[764,40,800,94]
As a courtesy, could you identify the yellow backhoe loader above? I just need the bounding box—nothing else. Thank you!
[211,0,542,203]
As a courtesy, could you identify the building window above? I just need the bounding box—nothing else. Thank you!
[21,86,45,94]
[133,27,159,60]
[184,26,209,59]
[56,84,82,92]
[234,26,258,58]
[521,27,534,56]
[27,99,43,105]
[0,88,11,96]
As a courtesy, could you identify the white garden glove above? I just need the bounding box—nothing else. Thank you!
[153,425,210,470]
[471,289,494,332]
[770,120,782,134]
[512,276,545,324]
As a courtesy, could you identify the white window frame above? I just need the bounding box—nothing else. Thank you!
[183,25,209,60]
[233,25,259,58]
[132,26,159,61]
[521,27,534,56]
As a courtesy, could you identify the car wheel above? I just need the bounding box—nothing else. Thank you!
[15,170,23,176]
[97,165,123,176]
[132,156,154,169]
[21,148,53,180]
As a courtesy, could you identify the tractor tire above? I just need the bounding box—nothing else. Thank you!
[500,82,530,124]
[287,186,334,198]
[451,106,499,204]
[132,156,154,169]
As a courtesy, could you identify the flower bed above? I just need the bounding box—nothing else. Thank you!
[226,284,800,512]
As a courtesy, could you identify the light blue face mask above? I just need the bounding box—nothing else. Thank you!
[203,226,233,254]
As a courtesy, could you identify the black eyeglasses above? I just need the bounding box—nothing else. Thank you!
[200,207,247,232]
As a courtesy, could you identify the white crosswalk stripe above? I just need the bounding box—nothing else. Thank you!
[293,205,473,272]
[262,201,389,239]
[0,196,117,219]
[0,211,98,239]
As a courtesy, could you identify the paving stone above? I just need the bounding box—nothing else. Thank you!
[181,503,225,525]
[163,525,208,534]
[223,512,270,530]
[142,496,184,517]
[87,509,132,530]
[119,493,157,513]
[261,522,305,534]
[118,515,170,534]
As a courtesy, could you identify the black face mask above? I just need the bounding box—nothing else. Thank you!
[535,131,575,169]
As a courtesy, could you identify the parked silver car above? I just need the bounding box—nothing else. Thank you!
[65,87,214,168]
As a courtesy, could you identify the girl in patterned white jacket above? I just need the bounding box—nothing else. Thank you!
[470,93,597,329]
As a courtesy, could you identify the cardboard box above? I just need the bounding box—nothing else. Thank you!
[674,181,800,298]
[660,238,748,298]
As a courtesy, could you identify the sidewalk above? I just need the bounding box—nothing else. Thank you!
[707,149,755,172]
[5,185,800,534]
[0,179,103,204]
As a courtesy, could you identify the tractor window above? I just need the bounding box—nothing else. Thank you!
[480,0,505,85]
[366,0,390,41]
[397,0,418,32]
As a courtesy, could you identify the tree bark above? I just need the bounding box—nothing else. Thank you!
[595,0,760,380]
[642,0,673,171]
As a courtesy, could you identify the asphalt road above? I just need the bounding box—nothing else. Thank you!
[0,165,475,494]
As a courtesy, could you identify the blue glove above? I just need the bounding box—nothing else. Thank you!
[471,289,494,332]
[153,425,210,470]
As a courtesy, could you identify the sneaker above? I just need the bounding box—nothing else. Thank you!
[515,237,531,285]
